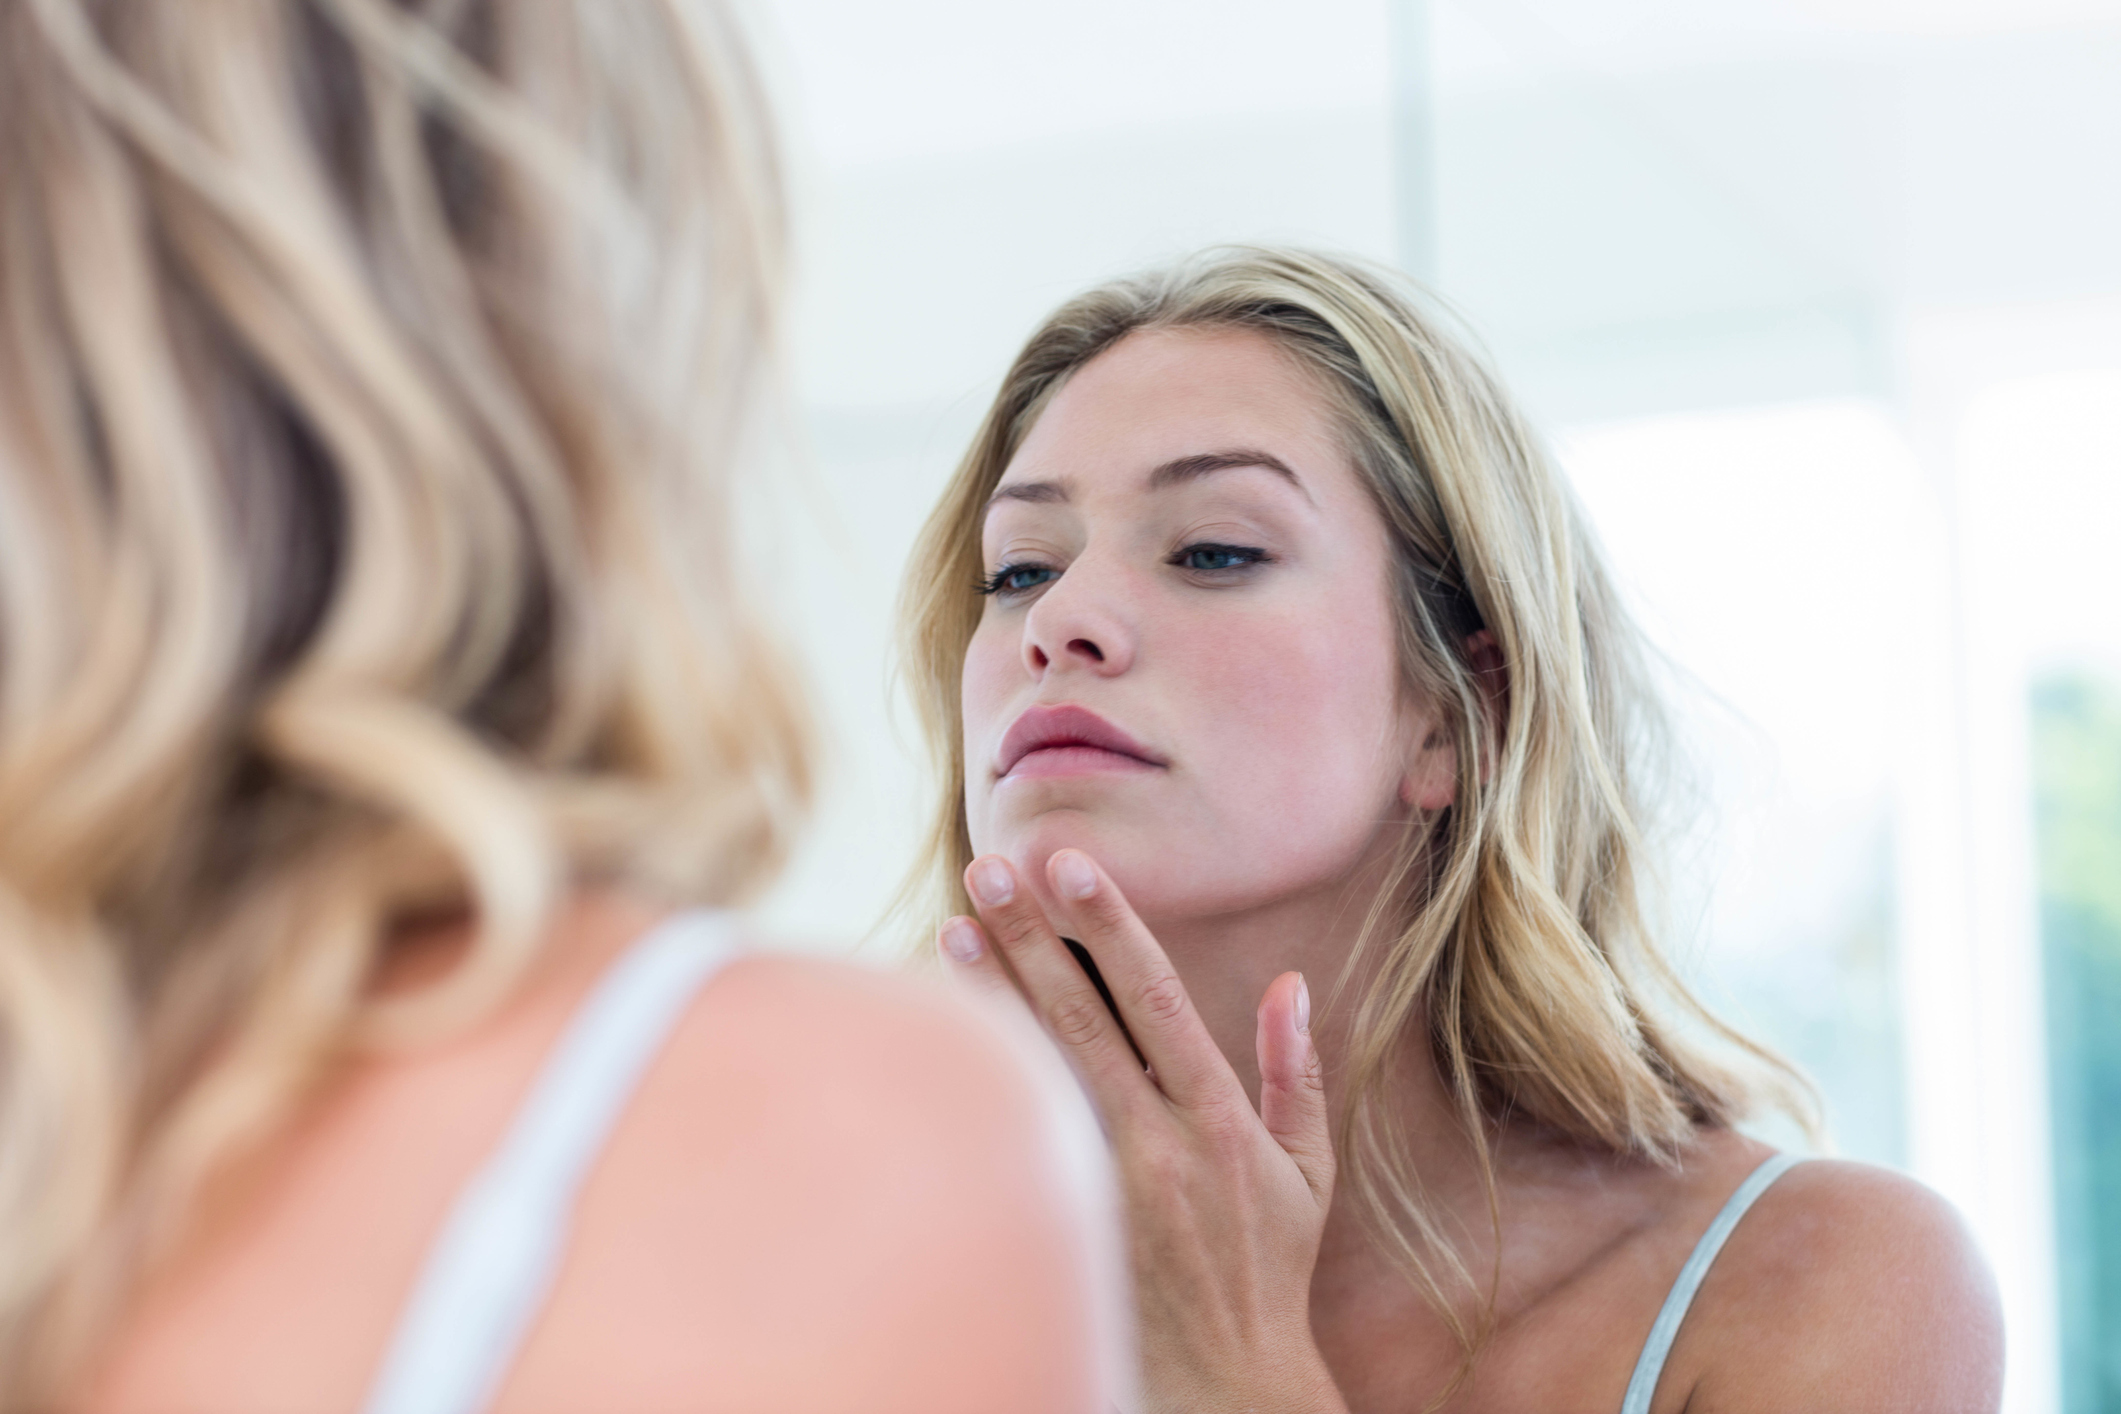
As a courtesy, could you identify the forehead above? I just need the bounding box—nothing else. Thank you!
[997,325,1348,498]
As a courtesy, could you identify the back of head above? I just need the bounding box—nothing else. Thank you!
[0,0,805,1394]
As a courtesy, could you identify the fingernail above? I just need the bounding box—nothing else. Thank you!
[1052,851,1097,901]
[1295,973,1311,1034]
[969,858,1015,907]
[941,918,983,963]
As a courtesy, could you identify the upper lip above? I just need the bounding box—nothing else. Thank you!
[997,704,1166,778]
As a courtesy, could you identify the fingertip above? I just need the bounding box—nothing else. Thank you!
[939,916,985,964]
[1048,848,1098,902]
[965,855,1016,908]
[1257,970,1304,1020]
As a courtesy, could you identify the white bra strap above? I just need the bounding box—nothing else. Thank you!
[361,909,738,1414]
[1619,1151,1805,1414]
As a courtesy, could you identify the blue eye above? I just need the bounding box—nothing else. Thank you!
[976,562,1059,597]
[1173,543,1269,573]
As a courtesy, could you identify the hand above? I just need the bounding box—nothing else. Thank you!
[939,849,1348,1414]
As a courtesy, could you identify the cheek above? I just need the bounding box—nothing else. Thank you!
[950,578,1409,918]
[1146,597,1407,898]
[962,620,1018,727]
[1189,606,1401,801]
[960,621,1020,845]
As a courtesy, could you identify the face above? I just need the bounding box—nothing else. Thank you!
[962,325,1455,926]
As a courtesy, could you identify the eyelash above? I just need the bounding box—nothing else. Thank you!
[975,563,1058,597]
[974,542,1273,597]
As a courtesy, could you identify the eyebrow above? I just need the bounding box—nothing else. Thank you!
[985,447,1310,513]
[1148,449,1306,495]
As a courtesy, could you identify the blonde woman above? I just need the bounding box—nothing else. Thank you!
[905,247,2003,1412]
[0,2,1109,1411]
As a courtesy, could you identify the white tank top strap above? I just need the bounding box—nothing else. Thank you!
[1619,1151,1806,1414]
[360,908,740,1414]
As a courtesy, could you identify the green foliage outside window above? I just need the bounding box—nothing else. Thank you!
[2033,671,2121,1414]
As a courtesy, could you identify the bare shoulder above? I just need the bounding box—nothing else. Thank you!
[704,950,1025,1064]
[1678,1157,2003,1414]
[615,948,1075,1224]
[687,951,1054,1140]
[517,949,1103,1413]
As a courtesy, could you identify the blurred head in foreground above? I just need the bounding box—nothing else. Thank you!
[0,0,805,1393]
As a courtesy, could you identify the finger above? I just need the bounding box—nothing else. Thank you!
[964,855,1157,1109]
[1044,849,1242,1114]
[936,916,1031,1012]
[1257,971,1334,1208]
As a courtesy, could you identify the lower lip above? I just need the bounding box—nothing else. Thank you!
[1002,745,1161,781]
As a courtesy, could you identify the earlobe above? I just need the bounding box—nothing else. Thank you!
[1400,725,1459,813]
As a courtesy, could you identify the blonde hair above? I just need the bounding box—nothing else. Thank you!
[900,246,1812,1365]
[0,0,805,1398]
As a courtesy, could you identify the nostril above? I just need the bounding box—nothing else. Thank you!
[1068,638,1104,663]
[1029,644,1050,670]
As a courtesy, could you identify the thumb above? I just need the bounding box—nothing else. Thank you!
[1256,971,1334,1209]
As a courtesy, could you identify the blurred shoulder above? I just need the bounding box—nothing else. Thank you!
[687,948,1046,1126]
[525,945,1107,1410]
[1680,1156,2002,1413]
[616,942,1084,1211]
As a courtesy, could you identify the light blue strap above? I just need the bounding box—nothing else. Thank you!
[1619,1151,1805,1414]
[361,909,737,1414]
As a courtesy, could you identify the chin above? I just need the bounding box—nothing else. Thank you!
[994,809,1213,924]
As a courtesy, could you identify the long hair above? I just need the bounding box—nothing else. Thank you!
[0,0,807,1399]
[898,246,1813,1370]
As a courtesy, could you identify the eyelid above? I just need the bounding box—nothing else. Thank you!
[1173,512,1278,543]
[982,528,1069,560]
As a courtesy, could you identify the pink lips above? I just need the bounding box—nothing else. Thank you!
[997,704,1165,781]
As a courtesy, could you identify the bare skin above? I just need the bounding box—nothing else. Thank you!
[83,891,1103,1414]
[943,324,2002,1412]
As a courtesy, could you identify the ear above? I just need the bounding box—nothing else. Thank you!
[1397,630,1508,812]
[1399,717,1458,812]
[1464,629,1508,781]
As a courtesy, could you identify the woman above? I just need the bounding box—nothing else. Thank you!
[904,247,2003,1411]
[0,2,1107,1411]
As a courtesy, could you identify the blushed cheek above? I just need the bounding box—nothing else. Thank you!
[1180,610,1405,864]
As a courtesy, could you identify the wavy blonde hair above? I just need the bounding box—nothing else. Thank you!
[900,246,1812,1363]
[0,0,805,1399]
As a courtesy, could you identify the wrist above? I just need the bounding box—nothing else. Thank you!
[1146,1343,1347,1414]
[1277,1349,1351,1414]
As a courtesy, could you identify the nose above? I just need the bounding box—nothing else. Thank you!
[1020,555,1135,679]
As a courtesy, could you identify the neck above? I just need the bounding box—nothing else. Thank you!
[1144,875,1377,1108]
[1142,849,1502,1285]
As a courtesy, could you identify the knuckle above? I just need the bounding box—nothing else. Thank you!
[1292,1058,1328,1096]
[1044,990,1109,1049]
[1192,1100,1255,1154]
[988,908,1048,955]
[1082,889,1133,931]
[1260,1072,1309,1106]
[1136,971,1190,1027]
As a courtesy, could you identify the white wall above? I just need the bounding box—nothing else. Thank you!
[748,0,1399,946]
